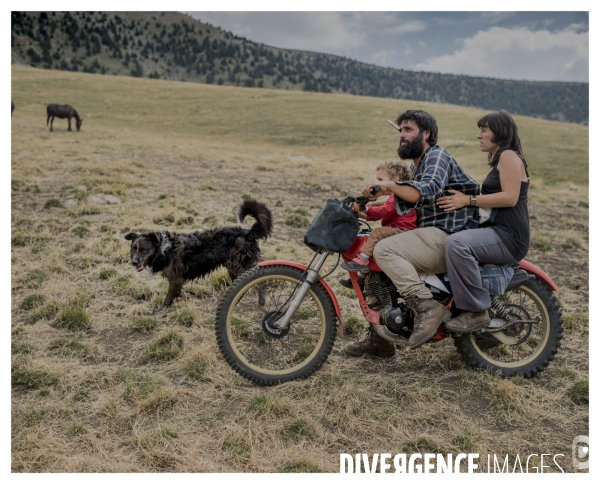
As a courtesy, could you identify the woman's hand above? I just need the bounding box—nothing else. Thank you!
[357,211,367,220]
[436,189,471,212]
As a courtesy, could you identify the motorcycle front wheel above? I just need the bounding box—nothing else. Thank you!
[453,278,563,378]
[215,265,338,385]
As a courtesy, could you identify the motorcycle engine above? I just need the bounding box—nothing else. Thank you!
[364,273,414,338]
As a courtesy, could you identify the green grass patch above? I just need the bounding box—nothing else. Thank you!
[12,340,35,355]
[152,213,175,225]
[531,235,552,252]
[48,336,95,357]
[283,418,313,440]
[54,292,94,331]
[68,256,96,269]
[67,423,88,437]
[344,315,365,336]
[284,214,309,228]
[20,293,47,310]
[43,198,61,209]
[173,309,195,327]
[99,267,117,280]
[72,389,90,402]
[30,300,60,323]
[145,330,184,360]
[116,369,164,403]
[176,216,194,226]
[12,368,59,388]
[203,215,218,227]
[71,225,90,238]
[278,460,322,473]
[23,269,48,288]
[21,407,48,427]
[131,316,157,332]
[566,379,588,405]
[207,270,231,291]
[185,359,208,381]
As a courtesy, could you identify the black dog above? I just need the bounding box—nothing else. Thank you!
[125,199,272,312]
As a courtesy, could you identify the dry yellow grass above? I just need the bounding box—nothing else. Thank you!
[11,65,588,472]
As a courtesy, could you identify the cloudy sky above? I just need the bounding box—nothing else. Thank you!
[182,11,589,83]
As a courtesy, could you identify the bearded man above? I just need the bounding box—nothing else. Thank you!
[344,110,479,356]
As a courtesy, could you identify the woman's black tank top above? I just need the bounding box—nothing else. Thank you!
[481,162,530,261]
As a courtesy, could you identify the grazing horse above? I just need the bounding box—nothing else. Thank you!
[11,100,15,117]
[46,104,83,132]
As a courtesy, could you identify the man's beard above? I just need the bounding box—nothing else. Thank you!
[397,131,425,160]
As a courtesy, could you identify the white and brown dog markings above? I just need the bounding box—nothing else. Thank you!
[125,199,272,313]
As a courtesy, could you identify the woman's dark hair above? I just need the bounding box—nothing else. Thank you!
[395,109,438,146]
[477,110,527,170]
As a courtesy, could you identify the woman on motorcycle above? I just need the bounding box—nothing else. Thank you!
[436,110,530,333]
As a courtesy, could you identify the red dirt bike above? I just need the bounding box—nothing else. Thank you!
[215,195,563,386]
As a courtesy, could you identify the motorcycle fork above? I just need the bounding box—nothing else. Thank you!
[270,250,330,331]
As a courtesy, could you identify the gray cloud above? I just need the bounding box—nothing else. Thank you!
[413,25,589,82]
[183,11,589,82]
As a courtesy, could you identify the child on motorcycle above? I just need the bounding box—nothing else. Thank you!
[339,160,417,287]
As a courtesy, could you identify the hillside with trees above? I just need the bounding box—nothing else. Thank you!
[12,11,588,124]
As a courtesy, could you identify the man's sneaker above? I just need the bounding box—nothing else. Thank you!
[341,254,370,273]
[444,310,491,333]
[343,325,395,358]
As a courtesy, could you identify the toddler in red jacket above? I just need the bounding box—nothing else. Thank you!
[340,160,417,280]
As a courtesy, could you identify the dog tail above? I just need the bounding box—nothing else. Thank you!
[237,199,273,241]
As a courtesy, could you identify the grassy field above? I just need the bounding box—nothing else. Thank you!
[11,65,589,472]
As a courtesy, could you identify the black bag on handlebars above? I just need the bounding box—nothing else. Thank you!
[304,198,360,253]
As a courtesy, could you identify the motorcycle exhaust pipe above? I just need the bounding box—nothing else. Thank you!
[372,324,410,345]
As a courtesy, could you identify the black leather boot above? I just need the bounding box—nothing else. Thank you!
[343,325,396,358]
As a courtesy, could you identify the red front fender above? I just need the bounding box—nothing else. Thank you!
[519,260,559,291]
[258,260,343,325]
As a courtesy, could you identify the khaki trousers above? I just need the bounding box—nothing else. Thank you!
[361,227,408,258]
[372,227,449,299]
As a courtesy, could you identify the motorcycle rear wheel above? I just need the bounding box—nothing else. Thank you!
[454,279,563,378]
[215,265,338,385]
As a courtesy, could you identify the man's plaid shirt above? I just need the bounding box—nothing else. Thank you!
[394,145,479,233]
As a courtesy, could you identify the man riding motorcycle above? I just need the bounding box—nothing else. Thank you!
[344,110,479,356]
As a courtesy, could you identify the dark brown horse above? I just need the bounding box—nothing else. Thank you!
[46,104,83,132]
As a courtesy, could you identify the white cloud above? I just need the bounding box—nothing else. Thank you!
[413,24,588,82]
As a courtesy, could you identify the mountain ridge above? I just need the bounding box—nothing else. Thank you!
[11,11,588,124]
